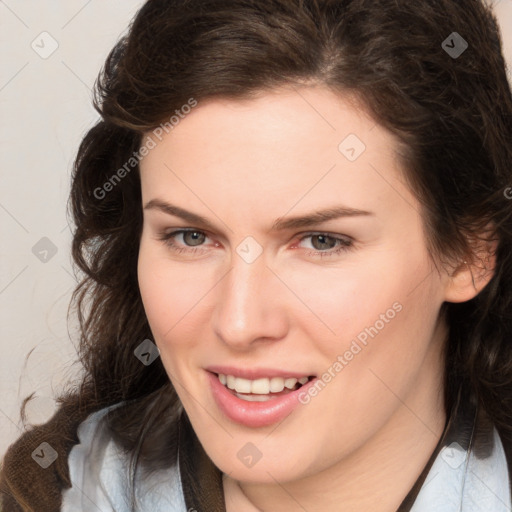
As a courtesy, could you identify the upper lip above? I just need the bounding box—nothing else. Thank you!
[205,365,315,380]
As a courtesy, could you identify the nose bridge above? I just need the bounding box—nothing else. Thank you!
[212,249,287,347]
[221,253,267,328]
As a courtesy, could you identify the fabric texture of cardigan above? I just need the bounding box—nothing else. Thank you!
[1,384,511,511]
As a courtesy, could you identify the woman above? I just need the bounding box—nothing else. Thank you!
[1,0,512,510]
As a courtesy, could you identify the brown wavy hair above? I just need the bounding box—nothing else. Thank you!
[2,0,512,509]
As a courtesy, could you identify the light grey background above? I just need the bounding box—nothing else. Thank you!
[0,0,511,460]
[0,0,146,459]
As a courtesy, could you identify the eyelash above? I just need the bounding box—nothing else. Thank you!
[157,229,353,258]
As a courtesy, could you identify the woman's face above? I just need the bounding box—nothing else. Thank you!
[137,85,450,484]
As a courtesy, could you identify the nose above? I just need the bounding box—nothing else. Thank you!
[211,252,289,350]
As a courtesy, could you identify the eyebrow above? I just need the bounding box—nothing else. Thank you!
[143,199,374,232]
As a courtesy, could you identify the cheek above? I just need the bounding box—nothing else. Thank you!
[137,241,206,343]
[276,259,404,340]
[279,246,440,370]
[315,266,442,416]
[137,251,208,388]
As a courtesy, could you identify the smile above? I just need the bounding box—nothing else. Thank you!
[207,370,318,427]
[218,373,311,401]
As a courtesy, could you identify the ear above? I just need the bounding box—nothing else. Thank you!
[443,231,498,303]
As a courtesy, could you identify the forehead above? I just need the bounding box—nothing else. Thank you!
[138,86,414,225]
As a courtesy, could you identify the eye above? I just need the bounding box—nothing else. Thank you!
[178,230,206,246]
[296,233,353,257]
[157,229,212,252]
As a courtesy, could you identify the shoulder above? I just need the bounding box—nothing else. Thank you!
[62,403,187,512]
[460,427,512,510]
[1,402,188,512]
[411,425,512,511]
[0,402,84,511]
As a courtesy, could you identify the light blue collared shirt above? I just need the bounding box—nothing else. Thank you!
[411,428,511,511]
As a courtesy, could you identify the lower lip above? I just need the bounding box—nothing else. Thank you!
[206,371,317,428]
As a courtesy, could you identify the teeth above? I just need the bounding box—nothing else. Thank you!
[284,378,298,389]
[251,378,270,394]
[234,377,252,393]
[269,377,285,393]
[219,374,309,394]
[226,375,236,389]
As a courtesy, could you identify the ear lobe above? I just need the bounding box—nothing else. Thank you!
[443,238,498,303]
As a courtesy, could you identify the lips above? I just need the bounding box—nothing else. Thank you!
[206,368,318,428]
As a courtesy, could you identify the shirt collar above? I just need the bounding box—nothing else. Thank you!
[409,390,511,511]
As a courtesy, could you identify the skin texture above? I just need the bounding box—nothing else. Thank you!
[137,85,494,511]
